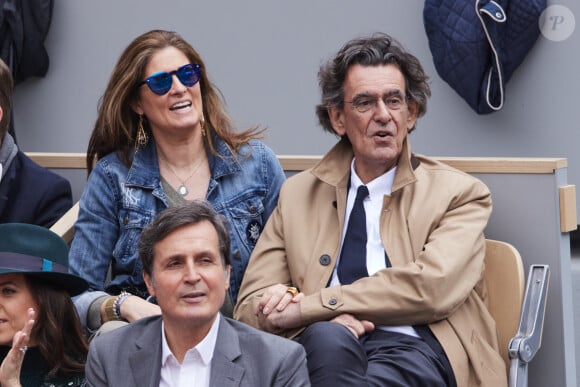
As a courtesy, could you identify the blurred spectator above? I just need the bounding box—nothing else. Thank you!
[0,58,72,227]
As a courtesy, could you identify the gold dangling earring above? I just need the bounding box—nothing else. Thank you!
[135,114,149,152]
[200,115,206,137]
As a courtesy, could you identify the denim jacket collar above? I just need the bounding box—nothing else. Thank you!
[125,133,242,191]
[207,133,242,179]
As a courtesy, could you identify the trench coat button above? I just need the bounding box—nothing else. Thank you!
[329,298,337,305]
[319,254,331,266]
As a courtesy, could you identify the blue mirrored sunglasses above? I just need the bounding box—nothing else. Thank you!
[139,63,201,95]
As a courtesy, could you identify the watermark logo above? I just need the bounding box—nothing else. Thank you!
[539,5,575,42]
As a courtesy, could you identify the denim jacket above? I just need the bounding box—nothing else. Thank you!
[69,134,285,327]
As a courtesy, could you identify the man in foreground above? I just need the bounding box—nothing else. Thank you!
[86,201,309,386]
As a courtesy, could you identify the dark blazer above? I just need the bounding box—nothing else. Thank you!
[86,315,310,387]
[0,150,72,227]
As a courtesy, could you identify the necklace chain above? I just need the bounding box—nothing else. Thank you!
[158,151,205,196]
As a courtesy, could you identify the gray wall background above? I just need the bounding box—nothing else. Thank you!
[11,0,580,211]
[9,1,580,383]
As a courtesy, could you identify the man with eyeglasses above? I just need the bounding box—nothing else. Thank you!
[235,33,506,387]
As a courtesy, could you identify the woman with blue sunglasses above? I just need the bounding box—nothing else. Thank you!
[68,29,286,335]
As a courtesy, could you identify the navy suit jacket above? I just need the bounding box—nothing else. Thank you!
[86,315,310,387]
[0,150,72,227]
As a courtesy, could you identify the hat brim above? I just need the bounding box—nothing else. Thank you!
[0,269,89,296]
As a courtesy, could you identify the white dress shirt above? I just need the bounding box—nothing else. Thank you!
[159,314,221,387]
[331,159,419,337]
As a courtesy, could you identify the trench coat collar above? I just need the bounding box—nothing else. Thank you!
[310,136,420,192]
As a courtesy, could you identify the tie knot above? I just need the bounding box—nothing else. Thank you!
[355,185,369,202]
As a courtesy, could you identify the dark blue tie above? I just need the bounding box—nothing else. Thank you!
[338,185,369,285]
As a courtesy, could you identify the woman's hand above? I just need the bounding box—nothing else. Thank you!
[100,295,161,324]
[0,308,36,387]
[118,296,161,322]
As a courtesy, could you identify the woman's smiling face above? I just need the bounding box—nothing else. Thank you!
[132,46,204,140]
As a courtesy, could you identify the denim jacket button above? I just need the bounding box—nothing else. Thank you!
[249,206,257,214]
[319,254,331,266]
[233,250,241,259]
[123,216,129,225]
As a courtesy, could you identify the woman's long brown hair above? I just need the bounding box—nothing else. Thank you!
[27,278,88,377]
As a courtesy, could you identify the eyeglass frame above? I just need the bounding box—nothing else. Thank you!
[139,63,201,95]
[345,90,410,114]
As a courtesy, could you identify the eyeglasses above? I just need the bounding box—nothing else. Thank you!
[346,92,408,114]
[139,63,201,95]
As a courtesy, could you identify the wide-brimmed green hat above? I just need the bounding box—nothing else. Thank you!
[0,223,88,296]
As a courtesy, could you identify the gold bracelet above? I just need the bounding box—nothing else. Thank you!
[103,296,119,322]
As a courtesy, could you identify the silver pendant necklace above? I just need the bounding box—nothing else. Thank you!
[159,152,205,196]
[176,184,190,196]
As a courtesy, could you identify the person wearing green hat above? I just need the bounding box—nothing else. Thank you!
[0,223,89,387]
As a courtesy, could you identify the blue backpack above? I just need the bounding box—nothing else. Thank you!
[424,0,546,114]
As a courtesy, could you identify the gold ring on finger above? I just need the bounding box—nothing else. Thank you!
[286,286,299,297]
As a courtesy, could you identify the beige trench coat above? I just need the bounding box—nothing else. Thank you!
[235,137,507,386]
